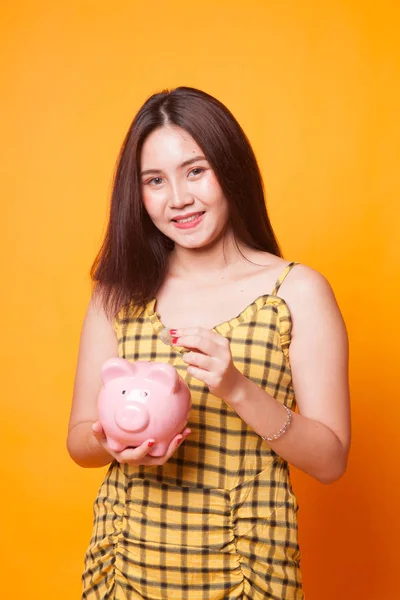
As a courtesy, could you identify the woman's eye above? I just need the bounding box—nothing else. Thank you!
[145,177,163,186]
[188,167,204,178]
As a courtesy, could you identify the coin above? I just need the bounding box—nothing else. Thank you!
[159,328,173,345]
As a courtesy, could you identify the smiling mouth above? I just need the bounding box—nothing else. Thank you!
[172,212,205,223]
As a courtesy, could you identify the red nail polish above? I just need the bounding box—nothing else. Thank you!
[169,329,177,334]
[172,337,178,344]
[148,441,155,447]
[176,436,183,445]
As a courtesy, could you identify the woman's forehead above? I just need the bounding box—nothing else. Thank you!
[140,125,203,170]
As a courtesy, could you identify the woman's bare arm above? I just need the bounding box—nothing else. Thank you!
[67,297,119,467]
[225,265,351,483]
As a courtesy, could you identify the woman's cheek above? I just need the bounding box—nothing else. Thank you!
[141,187,153,209]
[197,172,223,200]
[142,191,162,220]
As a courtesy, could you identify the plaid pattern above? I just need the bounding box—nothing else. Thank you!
[83,262,303,599]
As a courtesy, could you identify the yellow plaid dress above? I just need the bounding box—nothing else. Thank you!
[83,262,303,599]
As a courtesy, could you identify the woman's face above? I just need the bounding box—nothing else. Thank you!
[140,125,229,249]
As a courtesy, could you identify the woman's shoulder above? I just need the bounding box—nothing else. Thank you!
[250,251,332,298]
[272,261,343,338]
[278,262,334,301]
[241,250,345,344]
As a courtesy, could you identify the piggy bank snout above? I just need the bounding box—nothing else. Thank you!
[115,403,150,433]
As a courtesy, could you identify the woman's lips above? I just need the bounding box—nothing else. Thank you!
[172,212,205,229]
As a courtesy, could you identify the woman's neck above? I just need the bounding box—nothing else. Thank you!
[168,232,251,284]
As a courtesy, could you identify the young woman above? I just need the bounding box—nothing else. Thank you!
[67,87,351,600]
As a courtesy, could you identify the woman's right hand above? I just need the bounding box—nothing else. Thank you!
[92,421,191,467]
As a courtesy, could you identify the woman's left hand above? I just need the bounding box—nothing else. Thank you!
[172,327,243,399]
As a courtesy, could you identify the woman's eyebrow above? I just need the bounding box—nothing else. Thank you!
[141,155,208,177]
[180,155,207,168]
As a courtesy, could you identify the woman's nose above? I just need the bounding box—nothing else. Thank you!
[169,183,194,208]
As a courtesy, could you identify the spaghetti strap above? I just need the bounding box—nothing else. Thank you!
[271,261,299,296]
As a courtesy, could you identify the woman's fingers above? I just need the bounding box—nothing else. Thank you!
[92,420,191,466]
[182,351,213,370]
[184,366,215,387]
[179,335,218,356]
[174,327,225,345]
[173,327,227,355]
[116,429,191,466]
[92,421,106,442]
[163,428,191,461]
[92,422,154,462]
[116,438,156,463]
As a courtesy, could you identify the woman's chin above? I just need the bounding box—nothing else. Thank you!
[170,225,230,251]
[173,234,221,251]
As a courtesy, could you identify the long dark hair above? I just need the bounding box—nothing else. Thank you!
[91,86,282,316]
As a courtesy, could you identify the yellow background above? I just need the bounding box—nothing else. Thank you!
[2,1,399,598]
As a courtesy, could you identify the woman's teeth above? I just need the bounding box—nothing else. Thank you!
[175,213,203,223]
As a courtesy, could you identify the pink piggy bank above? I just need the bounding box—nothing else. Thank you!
[98,358,191,457]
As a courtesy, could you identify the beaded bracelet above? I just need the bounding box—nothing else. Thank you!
[261,405,292,442]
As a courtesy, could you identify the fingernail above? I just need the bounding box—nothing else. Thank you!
[148,441,155,447]
[169,329,177,334]
[176,436,183,445]
[172,337,179,344]
[184,432,191,439]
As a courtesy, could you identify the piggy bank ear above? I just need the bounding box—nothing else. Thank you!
[145,363,180,393]
[101,358,135,384]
